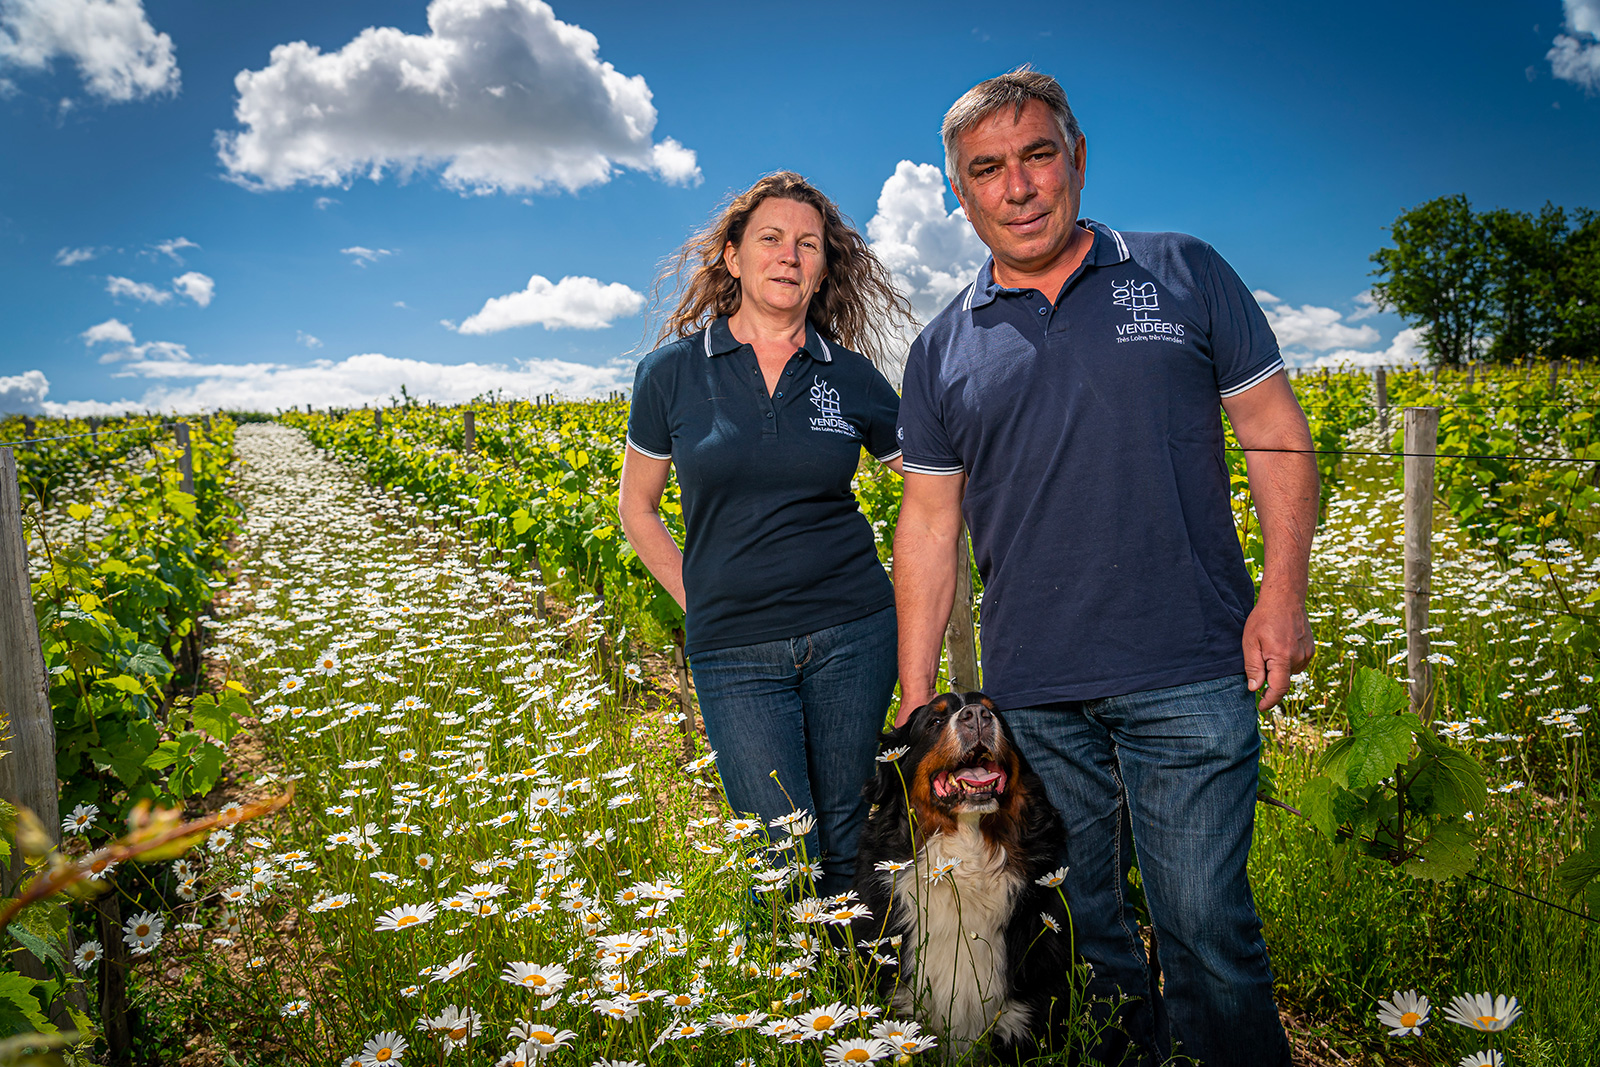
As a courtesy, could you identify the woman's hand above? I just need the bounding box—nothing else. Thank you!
[617,446,687,611]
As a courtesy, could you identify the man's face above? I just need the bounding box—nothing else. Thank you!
[951,99,1087,278]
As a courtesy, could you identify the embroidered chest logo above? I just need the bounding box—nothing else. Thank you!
[1111,279,1185,343]
[808,376,859,438]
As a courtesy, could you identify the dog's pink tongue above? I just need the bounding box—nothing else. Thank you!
[953,766,1001,787]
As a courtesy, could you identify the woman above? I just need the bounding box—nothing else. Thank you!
[618,172,914,899]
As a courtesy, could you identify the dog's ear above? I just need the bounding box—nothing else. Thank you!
[863,721,915,808]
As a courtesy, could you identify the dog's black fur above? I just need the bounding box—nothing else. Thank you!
[852,692,1074,1061]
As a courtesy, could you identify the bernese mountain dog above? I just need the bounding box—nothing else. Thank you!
[852,692,1073,1061]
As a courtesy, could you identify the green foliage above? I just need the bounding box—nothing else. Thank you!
[1371,194,1496,365]
[1385,364,1600,551]
[1555,825,1600,914]
[1297,668,1487,879]
[17,416,241,825]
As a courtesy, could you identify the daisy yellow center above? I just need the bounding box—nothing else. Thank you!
[135,924,151,937]
[813,1015,835,1030]
[1476,1015,1498,1028]
[531,1030,554,1044]
[832,910,852,921]
[525,976,545,986]
[1400,1011,1420,1026]
[448,1026,467,1040]
[396,915,420,926]
[844,1053,872,1064]
[374,1049,393,1062]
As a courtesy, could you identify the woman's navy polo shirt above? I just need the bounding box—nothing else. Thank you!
[627,316,901,657]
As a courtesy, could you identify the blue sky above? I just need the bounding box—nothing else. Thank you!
[2,0,1597,414]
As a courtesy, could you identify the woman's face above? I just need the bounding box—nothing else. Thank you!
[723,197,827,320]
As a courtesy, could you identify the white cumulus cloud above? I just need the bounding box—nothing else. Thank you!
[149,235,198,262]
[1346,290,1380,322]
[0,0,177,101]
[1549,0,1600,91]
[216,0,700,195]
[55,245,96,265]
[81,317,134,345]
[79,319,190,363]
[106,274,170,304]
[1311,326,1428,369]
[341,246,393,267]
[452,274,644,335]
[41,352,632,415]
[171,271,214,307]
[0,369,50,414]
[1254,290,1380,352]
[866,161,989,323]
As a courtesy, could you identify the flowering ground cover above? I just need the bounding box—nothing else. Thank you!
[16,365,1600,1065]
[140,424,956,1065]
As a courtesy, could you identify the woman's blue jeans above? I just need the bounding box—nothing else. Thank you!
[688,605,897,899]
[1004,674,1292,1067]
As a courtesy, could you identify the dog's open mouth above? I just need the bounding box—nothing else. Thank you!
[931,760,1008,801]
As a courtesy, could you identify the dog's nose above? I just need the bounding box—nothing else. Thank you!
[955,702,990,745]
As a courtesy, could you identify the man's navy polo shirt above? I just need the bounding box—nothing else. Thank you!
[897,220,1284,708]
[628,316,901,657]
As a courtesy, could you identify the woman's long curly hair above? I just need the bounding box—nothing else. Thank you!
[650,171,917,371]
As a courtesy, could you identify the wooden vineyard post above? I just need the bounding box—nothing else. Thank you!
[463,409,476,455]
[95,891,132,1063]
[0,447,58,892]
[670,627,698,760]
[374,408,383,432]
[1403,407,1439,722]
[1374,366,1389,437]
[1549,360,1560,392]
[1466,363,1476,388]
[175,422,195,495]
[944,523,980,693]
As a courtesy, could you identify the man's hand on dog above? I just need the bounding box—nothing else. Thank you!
[1242,588,1315,711]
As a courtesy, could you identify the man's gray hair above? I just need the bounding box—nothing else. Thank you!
[942,66,1082,196]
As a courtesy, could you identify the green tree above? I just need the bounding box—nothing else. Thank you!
[1371,194,1496,365]
[1481,202,1567,363]
[1551,208,1600,361]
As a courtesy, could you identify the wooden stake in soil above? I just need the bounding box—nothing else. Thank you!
[463,409,476,455]
[1403,406,1439,722]
[176,422,195,495]
[95,890,132,1065]
[944,523,980,693]
[670,627,698,760]
[374,408,383,432]
[0,447,58,892]
[1374,366,1389,438]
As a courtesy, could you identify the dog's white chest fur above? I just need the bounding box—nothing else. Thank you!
[888,814,1030,1052]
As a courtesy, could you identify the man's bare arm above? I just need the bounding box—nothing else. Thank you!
[1221,371,1319,710]
[893,470,966,722]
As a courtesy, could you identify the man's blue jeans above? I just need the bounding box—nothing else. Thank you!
[1004,674,1291,1067]
[689,605,897,898]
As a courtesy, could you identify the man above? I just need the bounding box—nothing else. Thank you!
[893,67,1317,1066]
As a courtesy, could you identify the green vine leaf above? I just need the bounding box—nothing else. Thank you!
[1402,821,1479,882]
